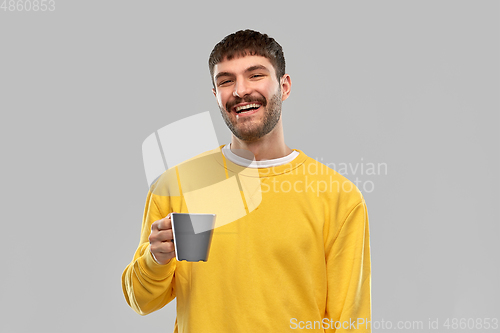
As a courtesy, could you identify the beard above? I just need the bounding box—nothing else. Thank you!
[218,89,282,142]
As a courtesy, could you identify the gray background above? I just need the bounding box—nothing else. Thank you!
[1,0,498,332]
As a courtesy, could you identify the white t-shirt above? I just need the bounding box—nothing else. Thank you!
[222,143,299,168]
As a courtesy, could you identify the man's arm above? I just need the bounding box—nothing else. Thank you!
[324,199,371,332]
[121,190,176,315]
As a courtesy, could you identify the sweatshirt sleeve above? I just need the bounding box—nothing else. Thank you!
[324,199,371,332]
[121,189,177,315]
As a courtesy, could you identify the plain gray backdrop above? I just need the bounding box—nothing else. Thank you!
[1,1,498,332]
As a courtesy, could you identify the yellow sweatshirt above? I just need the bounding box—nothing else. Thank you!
[122,146,371,332]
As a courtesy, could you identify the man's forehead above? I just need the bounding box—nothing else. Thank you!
[213,55,274,75]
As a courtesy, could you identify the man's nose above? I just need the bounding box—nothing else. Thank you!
[233,80,250,98]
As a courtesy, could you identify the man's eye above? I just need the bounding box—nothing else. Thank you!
[218,80,232,86]
[251,74,263,78]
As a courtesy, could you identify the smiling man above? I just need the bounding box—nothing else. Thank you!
[212,52,289,151]
[122,30,372,332]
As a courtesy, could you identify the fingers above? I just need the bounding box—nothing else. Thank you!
[150,238,175,255]
[150,242,176,265]
[151,213,174,232]
[157,217,172,231]
[149,225,173,243]
[149,213,177,264]
[157,229,174,242]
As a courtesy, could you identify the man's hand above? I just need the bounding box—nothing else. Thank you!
[149,213,176,265]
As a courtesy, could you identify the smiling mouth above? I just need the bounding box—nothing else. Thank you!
[235,103,261,114]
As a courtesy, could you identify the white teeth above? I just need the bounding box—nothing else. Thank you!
[235,103,260,112]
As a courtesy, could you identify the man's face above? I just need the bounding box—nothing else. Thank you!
[212,55,289,142]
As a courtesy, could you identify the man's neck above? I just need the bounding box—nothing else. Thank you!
[230,124,293,161]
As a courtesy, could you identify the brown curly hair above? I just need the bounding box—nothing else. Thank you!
[208,29,286,88]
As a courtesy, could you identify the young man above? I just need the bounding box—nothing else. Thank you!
[122,30,371,332]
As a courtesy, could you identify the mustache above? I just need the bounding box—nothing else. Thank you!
[226,95,267,111]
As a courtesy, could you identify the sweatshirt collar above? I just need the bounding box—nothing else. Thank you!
[214,144,308,178]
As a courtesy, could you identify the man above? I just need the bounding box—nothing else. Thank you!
[122,29,371,332]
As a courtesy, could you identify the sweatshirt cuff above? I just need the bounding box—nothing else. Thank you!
[138,245,176,279]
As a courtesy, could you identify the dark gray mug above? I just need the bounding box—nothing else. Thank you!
[171,213,216,262]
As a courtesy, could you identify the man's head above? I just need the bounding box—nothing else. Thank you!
[209,30,291,143]
[209,30,286,89]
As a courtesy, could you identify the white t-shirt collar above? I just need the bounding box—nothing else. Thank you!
[222,143,299,168]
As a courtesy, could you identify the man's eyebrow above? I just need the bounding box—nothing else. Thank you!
[214,71,233,82]
[214,65,270,82]
[245,65,270,73]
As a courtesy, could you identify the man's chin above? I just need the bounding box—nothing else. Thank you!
[232,128,264,142]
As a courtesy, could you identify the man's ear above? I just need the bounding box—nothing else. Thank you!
[280,74,291,102]
[212,88,216,97]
